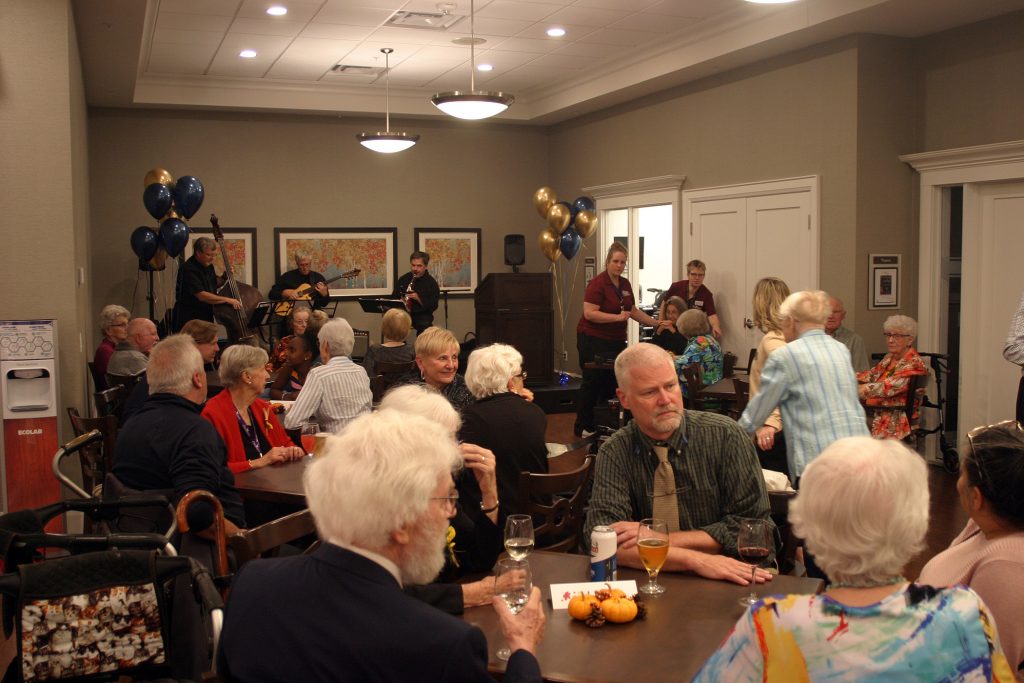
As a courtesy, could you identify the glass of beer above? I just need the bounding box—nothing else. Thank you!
[504,514,534,561]
[637,518,669,595]
[737,517,772,607]
[495,558,532,661]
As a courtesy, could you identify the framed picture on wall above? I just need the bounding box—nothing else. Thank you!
[188,228,257,287]
[869,253,901,309]
[414,228,481,295]
[274,228,397,298]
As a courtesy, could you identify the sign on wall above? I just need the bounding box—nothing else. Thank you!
[869,254,901,310]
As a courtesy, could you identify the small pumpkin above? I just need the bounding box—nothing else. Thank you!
[568,593,601,621]
[595,585,627,601]
[600,596,638,624]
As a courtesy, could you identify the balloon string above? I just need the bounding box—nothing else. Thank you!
[551,260,563,371]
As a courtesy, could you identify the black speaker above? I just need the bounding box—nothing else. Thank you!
[504,234,525,266]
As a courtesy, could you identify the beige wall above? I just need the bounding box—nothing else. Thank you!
[87,111,549,343]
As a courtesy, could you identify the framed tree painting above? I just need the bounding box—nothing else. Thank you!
[274,228,397,298]
[188,228,257,287]
[414,228,481,295]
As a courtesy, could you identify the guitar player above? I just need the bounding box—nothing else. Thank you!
[270,252,330,310]
[392,250,440,335]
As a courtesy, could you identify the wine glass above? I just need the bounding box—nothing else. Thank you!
[494,558,532,661]
[504,514,534,561]
[737,518,772,607]
[637,518,669,595]
[300,421,319,455]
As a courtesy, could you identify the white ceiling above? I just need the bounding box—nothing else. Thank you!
[73,0,1024,124]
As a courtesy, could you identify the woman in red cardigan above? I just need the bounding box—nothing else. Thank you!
[203,345,305,474]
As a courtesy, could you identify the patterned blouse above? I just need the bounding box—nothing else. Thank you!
[692,584,1014,682]
[674,335,723,398]
[857,348,928,440]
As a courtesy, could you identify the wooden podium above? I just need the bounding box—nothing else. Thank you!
[475,273,553,385]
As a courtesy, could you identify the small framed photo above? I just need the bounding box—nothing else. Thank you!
[274,228,398,298]
[414,228,482,295]
[188,228,257,287]
[869,254,901,309]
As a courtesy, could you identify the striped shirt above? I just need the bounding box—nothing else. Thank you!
[1005,290,1024,369]
[583,412,772,559]
[739,329,868,479]
[283,355,371,434]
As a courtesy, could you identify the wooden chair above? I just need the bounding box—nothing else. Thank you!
[727,377,750,420]
[768,490,799,575]
[547,433,598,474]
[65,407,119,497]
[229,509,317,567]
[87,360,106,391]
[94,384,128,418]
[517,456,595,554]
[734,348,758,373]
[681,363,709,411]
[371,360,417,402]
[723,351,738,377]
[106,371,146,394]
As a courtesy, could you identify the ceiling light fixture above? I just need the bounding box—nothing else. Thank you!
[477,63,493,72]
[430,0,514,120]
[266,6,288,16]
[357,48,420,154]
[239,49,257,58]
[546,27,566,37]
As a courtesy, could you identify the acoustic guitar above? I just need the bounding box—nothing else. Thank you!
[273,268,361,317]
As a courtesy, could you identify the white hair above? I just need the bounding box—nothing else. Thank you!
[789,436,928,584]
[218,345,269,388]
[464,343,522,399]
[883,315,917,339]
[378,384,462,435]
[614,342,674,391]
[98,304,129,331]
[147,335,202,396]
[318,318,354,357]
[303,410,461,551]
[778,290,831,326]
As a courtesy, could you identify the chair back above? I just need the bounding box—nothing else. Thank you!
[106,371,146,393]
[730,377,750,418]
[723,351,738,377]
[371,360,417,402]
[681,363,706,410]
[517,456,595,553]
[87,360,105,391]
[65,407,119,497]
[374,359,417,377]
[547,433,598,474]
[94,384,128,418]
[768,490,799,575]
[228,509,317,567]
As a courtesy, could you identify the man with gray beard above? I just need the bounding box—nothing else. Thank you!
[217,409,545,682]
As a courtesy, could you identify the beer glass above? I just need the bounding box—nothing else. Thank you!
[637,518,669,595]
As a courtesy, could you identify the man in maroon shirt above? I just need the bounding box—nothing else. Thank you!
[665,259,722,338]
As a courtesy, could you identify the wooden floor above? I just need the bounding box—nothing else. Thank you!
[544,411,967,579]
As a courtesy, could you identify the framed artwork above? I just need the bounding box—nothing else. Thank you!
[188,228,257,287]
[414,228,481,295]
[274,228,397,298]
[869,253,901,309]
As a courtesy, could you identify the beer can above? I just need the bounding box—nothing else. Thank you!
[590,526,617,581]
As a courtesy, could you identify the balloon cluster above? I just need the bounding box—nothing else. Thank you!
[129,167,205,267]
[533,187,598,263]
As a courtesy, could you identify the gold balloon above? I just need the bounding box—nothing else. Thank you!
[164,208,181,221]
[547,203,571,234]
[144,167,174,187]
[538,229,561,263]
[149,246,168,271]
[575,209,599,239]
[533,187,557,219]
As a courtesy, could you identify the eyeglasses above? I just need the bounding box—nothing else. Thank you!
[430,490,460,513]
[966,420,1023,485]
[110,322,128,328]
[513,370,528,381]
[883,333,911,339]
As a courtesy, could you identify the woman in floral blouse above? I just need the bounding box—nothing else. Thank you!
[857,315,928,440]
[674,309,723,398]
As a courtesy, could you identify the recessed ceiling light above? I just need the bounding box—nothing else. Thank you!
[477,63,493,72]
[546,27,566,37]
[239,49,257,58]
[266,6,288,16]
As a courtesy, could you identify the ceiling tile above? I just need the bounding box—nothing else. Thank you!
[543,5,631,27]
[552,40,626,58]
[573,0,660,9]
[157,0,242,16]
[151,28,226,47]
[208,33,292,76]
[576,26,658,46]
[299,22,376,40]
[526,51,593,69]
[265,61,331,80]
[236,0,325,22]
[474,49,544,69]
[468,16,534,36]
[314,5,394,26]
[366,25,457,46]
[611,11,698,33]
[475,0,562,21]
[229,17,307,36]
[513,21,596,40]
[156,12,233,32]
[644,0,740,19]
[490,35,561,53]
[146,42,217,74]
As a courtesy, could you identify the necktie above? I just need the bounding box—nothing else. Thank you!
[651,444,680,533]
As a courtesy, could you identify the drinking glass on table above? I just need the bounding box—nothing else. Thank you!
[637,518,669,595]
[504,514,534,561]
[494,558,532,661]
[300,422,319,455]
[737,517,772,607]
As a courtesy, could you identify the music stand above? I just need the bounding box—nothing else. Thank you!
[247,302,277,345]
[358,297,405,315]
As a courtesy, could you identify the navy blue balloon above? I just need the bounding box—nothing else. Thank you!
[159,218,190,257]
[130,226,159,261]
[572,196,596,215]
[143,183,173,221]
[172,175,204,219]
[559,227,581,260]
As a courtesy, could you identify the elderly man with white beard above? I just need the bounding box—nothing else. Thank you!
[217,409,545,682]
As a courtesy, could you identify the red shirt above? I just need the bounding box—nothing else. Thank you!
[665,281,716,317]
[576,271,635,341]
[202,390,293,474]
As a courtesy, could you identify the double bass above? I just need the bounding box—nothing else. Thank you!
[210,214,263,345]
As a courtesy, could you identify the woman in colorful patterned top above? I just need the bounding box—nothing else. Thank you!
[693,436,1013,682]
[674,309,723,398]
[857,315,928,440]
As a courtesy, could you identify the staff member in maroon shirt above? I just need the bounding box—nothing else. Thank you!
[665,259,722,339]
[574,241,667,436]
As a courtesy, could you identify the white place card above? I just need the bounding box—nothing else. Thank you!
[549,580,639,609]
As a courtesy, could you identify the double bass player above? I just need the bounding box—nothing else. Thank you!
[172,237,242,332]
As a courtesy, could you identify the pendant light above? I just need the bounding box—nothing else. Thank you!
[430,0,514,120]
[358,48,419,153]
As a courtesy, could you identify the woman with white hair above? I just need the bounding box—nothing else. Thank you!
[693,436,1013,681]
[674,309,723,398]
[857,315,928,440]
[202,344,305,474]
[94,304,130,386]
[460,344,548,516]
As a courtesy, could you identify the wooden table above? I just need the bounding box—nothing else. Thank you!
[233,457,311,506]
[697,373,749,401]
[465,550,822,683]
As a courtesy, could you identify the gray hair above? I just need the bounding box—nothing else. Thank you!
[379,384,462,435]
[318,318,355,357]
[676,309,711,338]
[778,290,831,326]
[218,344,269,388]
[614,342,674,392]
[883,315,917,340]
[193,237,216,254]
[294,251,310,264]
[98,304,130,332]
[790,436,928,584]
[303,410,461,551]
[465,343,522,399]
[147,335,203,396]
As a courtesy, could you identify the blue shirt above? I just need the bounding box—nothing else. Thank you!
[738,329,868,478]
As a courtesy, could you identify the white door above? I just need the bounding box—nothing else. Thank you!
[960,180,1024,431]
[689,198,750,354]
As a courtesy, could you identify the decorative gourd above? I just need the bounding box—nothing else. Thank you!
[568,593,601,621]
[599,597,639,624]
